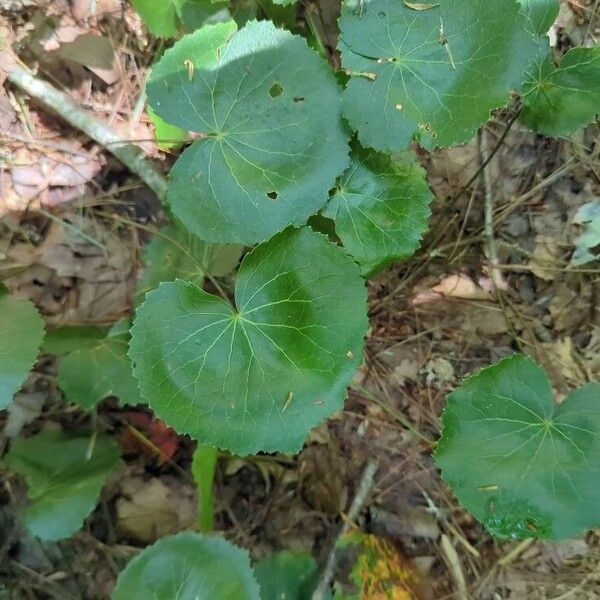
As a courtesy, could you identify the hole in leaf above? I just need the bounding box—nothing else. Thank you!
[269,83,283,98]
[293,96,305,103]
[378,11,386,18]
[266,191,278,200]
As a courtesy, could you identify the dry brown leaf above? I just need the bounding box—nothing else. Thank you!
[116,476,196,543]
[431,274,489,300]
[4,216,135,324]
[528,235,561,281]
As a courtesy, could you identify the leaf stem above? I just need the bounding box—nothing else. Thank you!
[449,104,522,206]
[192,445,219,532]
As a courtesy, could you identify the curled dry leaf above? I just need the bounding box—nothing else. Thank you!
[4,217,135,325]
[1,142,102,217]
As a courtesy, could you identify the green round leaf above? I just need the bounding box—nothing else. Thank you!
[131,0,181,37]
[113,532,260,600]
[519,0,558,35]
[56,324,140,410]
[129,227,367,455]
[436,354,600,540]
[338,0,537,151]
[137,222,243,301]
[147,21,349,244]
[0,290,44,410]
[4,431,121,540]
[323,149,432,276]
[521,47,600,137]
[254,551,319,600]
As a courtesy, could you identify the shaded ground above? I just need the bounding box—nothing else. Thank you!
[1,0,600,598]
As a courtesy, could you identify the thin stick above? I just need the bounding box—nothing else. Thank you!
[478,129,502,288]
[7,65,167,201]
[449,105,522,206]
[311,460,379,600]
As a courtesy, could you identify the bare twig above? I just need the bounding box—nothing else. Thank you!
[311,460,379,600]
[449,105,522,206]
[7,65,167,201]
[478,128,503,289]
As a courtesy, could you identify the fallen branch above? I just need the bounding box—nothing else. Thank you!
[6,65,167,201]
[311,459,379,600]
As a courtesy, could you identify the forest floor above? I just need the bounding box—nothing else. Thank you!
[1,0,600,598]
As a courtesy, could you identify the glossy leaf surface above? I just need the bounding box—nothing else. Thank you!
[147,21,349,244]
[113,532,259,600]
[436,354,600,539]
[323,149,432,276]
[129,227,367,455]
[520,0,558,35]
[339,0,536,151]
[521,47,600,137]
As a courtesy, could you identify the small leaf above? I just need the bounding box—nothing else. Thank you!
[521,47,600,137]
[55,323,140,410]
[339,0,538,151]
[4,431,121,540]
[0,290,44,410]
[435,354,600,539]
[519,0,558,35]
[136,221,243,301]
[113,532,260,600]
[323,148,432,276]
[254,551,319,600]
[147,106,188,151]
[129,227,368,455]
[147,21,349,244]
[570,201,600,266]
[131,0,180,37]
[175,0,231,31]
[43,326,106,355]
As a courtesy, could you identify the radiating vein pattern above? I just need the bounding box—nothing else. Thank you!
[436,354,600,539]
[147,20,349,244]
[338,0,537,151]
[129,228,368,455]
[324,149,431,276]
[521,46,600,137]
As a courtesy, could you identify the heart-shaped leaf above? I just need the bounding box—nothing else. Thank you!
[323,149,432,276]
[0,289,44,410]
[436,354,600,539]
[129,227,367,455]
[147,21,349,244]
[4,431,121,540]
[53,323,140,411]
[113,532,260,600]
[521,47,600,137]
[519,0,558,35]
[338,0,537,151]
